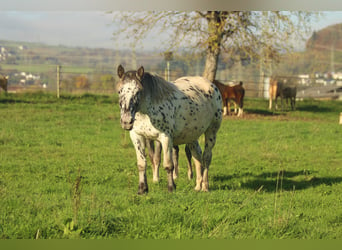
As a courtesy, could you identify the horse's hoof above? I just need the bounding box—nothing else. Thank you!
[168,184,176,192]
[138,183,148,195]
[137,190,148,195]
[201,183,209,192]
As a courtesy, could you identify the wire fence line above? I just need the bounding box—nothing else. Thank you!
[3,64,341,100]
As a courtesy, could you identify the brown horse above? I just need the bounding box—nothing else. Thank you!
[269,77,297,111]
[0,75,8,92]
[213,80,245,116]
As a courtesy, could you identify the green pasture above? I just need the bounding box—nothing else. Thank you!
[0,93,341,239]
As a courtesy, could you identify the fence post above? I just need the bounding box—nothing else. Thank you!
[56,65,61,98]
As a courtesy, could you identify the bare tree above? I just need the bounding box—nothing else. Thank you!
[110,11,319,82]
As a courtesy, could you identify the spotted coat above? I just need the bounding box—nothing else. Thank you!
[117,65,222,194]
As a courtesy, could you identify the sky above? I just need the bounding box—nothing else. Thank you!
[0,11,342,51]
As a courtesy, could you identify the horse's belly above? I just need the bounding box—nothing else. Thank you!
[173,113,212,145]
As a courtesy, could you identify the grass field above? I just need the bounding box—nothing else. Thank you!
[0,92,341,239]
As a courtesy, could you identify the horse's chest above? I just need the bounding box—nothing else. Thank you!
[132,110,175,139]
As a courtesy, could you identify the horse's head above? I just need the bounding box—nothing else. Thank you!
[117,65,144,130]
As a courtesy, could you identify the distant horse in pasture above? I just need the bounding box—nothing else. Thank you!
[282,86,297,111]
[0,75,8,92]
[269,77,297,111]
[213,80,245,117]
[117,65,222,194]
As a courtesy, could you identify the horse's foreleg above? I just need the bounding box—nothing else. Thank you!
[185,145,193,180]
[160,135,176,192]
[187,141,203,191]
[146,139,157,183]
[130,132,148,194]
[172,146,179,179]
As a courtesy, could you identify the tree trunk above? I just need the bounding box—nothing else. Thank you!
[203,47,220,82]
[202,11,226,83]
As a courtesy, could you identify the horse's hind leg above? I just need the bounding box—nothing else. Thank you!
[172,146,179,179]
[185,145,193,180]
[152,141,162,182]
[187,141,203,191]
[202,122,220,192]
[227,101,231,115]
[223,99,228,116]
[292,97,296,111]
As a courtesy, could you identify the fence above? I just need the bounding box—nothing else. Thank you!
[3,64,342,100]
[3,64,118,96]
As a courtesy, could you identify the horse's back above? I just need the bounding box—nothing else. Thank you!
[175,76,215,95]
[174,76,221,106]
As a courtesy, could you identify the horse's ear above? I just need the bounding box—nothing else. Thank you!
[136,66,144,80]
[117,65,125,78]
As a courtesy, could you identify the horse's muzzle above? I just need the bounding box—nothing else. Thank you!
[120,112,134,130]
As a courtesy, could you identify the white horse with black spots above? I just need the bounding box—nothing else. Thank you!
[117,65,222,194]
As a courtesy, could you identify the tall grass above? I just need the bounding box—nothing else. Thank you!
[0,93,341,239]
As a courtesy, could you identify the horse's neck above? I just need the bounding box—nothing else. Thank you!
[138,90,178,116]
[137,94,151,114]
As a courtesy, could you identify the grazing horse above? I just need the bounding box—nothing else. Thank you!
[117,65,222,194]
[213,80,245,116]
[0,75,8,92]
[269,77,297,111]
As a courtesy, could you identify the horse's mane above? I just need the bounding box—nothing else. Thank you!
[141,73,178,103]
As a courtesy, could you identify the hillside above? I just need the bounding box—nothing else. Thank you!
[0,40,163,72]
[273,23,342,76]
[306,23,342,51]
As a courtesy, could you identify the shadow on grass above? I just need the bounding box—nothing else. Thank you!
[246,108,274,115]
[296,105,334,113]
[245,108,287,117]
[212,170,342,192]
